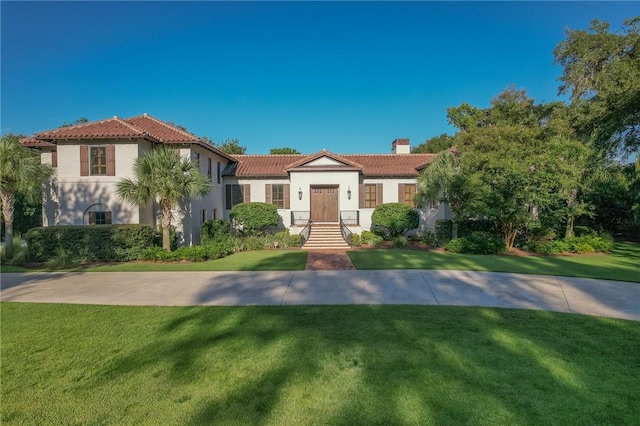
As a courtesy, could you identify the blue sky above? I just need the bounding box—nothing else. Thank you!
[1,2,636,154]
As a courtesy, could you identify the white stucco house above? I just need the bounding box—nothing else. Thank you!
[21,114,450,247]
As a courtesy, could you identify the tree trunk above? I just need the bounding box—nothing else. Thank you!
[452,220,458,239]
[565,189,577,239]
[502,223,517,249]
[161,206,172,252]
[1,192,15,256]
[565,214,575,239]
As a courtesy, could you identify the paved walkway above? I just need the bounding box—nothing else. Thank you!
[2,270,639,321]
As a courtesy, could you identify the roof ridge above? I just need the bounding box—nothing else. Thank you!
[129,113,198,141]
[113,116,146,135]
[35,116,117,136]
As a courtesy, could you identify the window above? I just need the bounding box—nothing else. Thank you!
[91,147,107,175]
[207,158,212,179]
[212,208,217,220]
[271,185,284,208]
[89,211,112,225]
[217,162,221,184]
[226,184,249,209]
[399,183,416,208]
[365,184,377,208]
[81,145,114,176]
[360,183,382,208]
[265,184,290,209]
[51,150,58,168]
[200,209,206,224]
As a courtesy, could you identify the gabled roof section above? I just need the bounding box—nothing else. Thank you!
[29,113,236,161]
[226,152,438,178]
[126,114,198,143]
[35,116,154,141]
[285,150,364,171]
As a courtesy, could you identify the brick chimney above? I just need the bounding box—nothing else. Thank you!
[391,138,410,154]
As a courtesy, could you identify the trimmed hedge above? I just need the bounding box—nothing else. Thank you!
[230,202,280,235]
[371,203,419,239]
[26,225,157,262]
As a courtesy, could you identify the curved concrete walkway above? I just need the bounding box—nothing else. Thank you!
[1,270,638,321]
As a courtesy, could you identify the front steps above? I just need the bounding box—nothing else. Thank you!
[302,224,350,250]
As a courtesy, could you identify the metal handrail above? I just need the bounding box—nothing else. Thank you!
[291,211,310,226]
[299,219,312,247]
[339,216,353,246]
[339,210,359,225]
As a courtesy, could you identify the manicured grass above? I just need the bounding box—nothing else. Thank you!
[2,303,638,424]
[349,241,640,282]
[0,250,308,273]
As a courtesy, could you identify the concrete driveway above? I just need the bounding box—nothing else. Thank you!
[1,270,638,321]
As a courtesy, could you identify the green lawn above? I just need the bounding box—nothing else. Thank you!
[2,303,638,424]
[0,250,308,272]
[349,241,640,283]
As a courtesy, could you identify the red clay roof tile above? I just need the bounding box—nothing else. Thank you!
[230,152,437,177]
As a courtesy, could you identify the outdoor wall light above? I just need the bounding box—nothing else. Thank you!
[347,186,352,200]
[298,187,303,200]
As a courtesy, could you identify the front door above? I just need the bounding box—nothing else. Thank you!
[311,186,339,222]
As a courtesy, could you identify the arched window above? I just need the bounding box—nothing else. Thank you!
[84,203,112,225]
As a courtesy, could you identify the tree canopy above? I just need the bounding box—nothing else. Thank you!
[412,134,455,153]
[554,17,640,157]
[216,138,246,155]
[116,147,210,251]
[270,147,301,155]
[0,136,52,255]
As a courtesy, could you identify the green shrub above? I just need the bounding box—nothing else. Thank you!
[446,238,465,253]
[230,202,280,235]
[139,246,172,261]
[45,248,76,269]
[201,219,232,243]
[153,225,179,251]
[420,231,436,246]
[139,240,234,262]
[350,234,362,247]
[371,203,419,239]
[573,226,598,237]
[445,232,506,254]
[393,236,408,248]
[361,231,383,246]
[434,220,453,247]
[289,234,302,247]
[26,225,157,263]
[242,235,268,251]
[0,236,29,265]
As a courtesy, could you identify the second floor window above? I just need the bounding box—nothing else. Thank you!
[91,147,107,175]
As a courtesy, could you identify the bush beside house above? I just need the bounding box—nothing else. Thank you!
[371,203,419,239]
[26,225,156,262]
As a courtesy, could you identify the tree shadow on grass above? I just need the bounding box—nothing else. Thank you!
[90,304,640,424]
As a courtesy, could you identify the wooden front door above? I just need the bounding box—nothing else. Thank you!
[311,186,339,222]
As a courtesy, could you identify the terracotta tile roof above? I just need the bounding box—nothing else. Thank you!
[284,150,364,170]
[35,116,153,141]
[126,114,199,143]
[19,137,55,148]
[228,152,437,177]
[30,113,235,161]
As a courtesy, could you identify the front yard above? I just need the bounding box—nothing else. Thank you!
[2,303,639,424]
[348,241,640,283]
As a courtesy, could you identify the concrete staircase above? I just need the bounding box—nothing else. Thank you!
[302,224,350,250]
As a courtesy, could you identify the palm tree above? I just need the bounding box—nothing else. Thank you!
[415,150,461,237]
[116,147,211,251]
[0,136,52,255]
